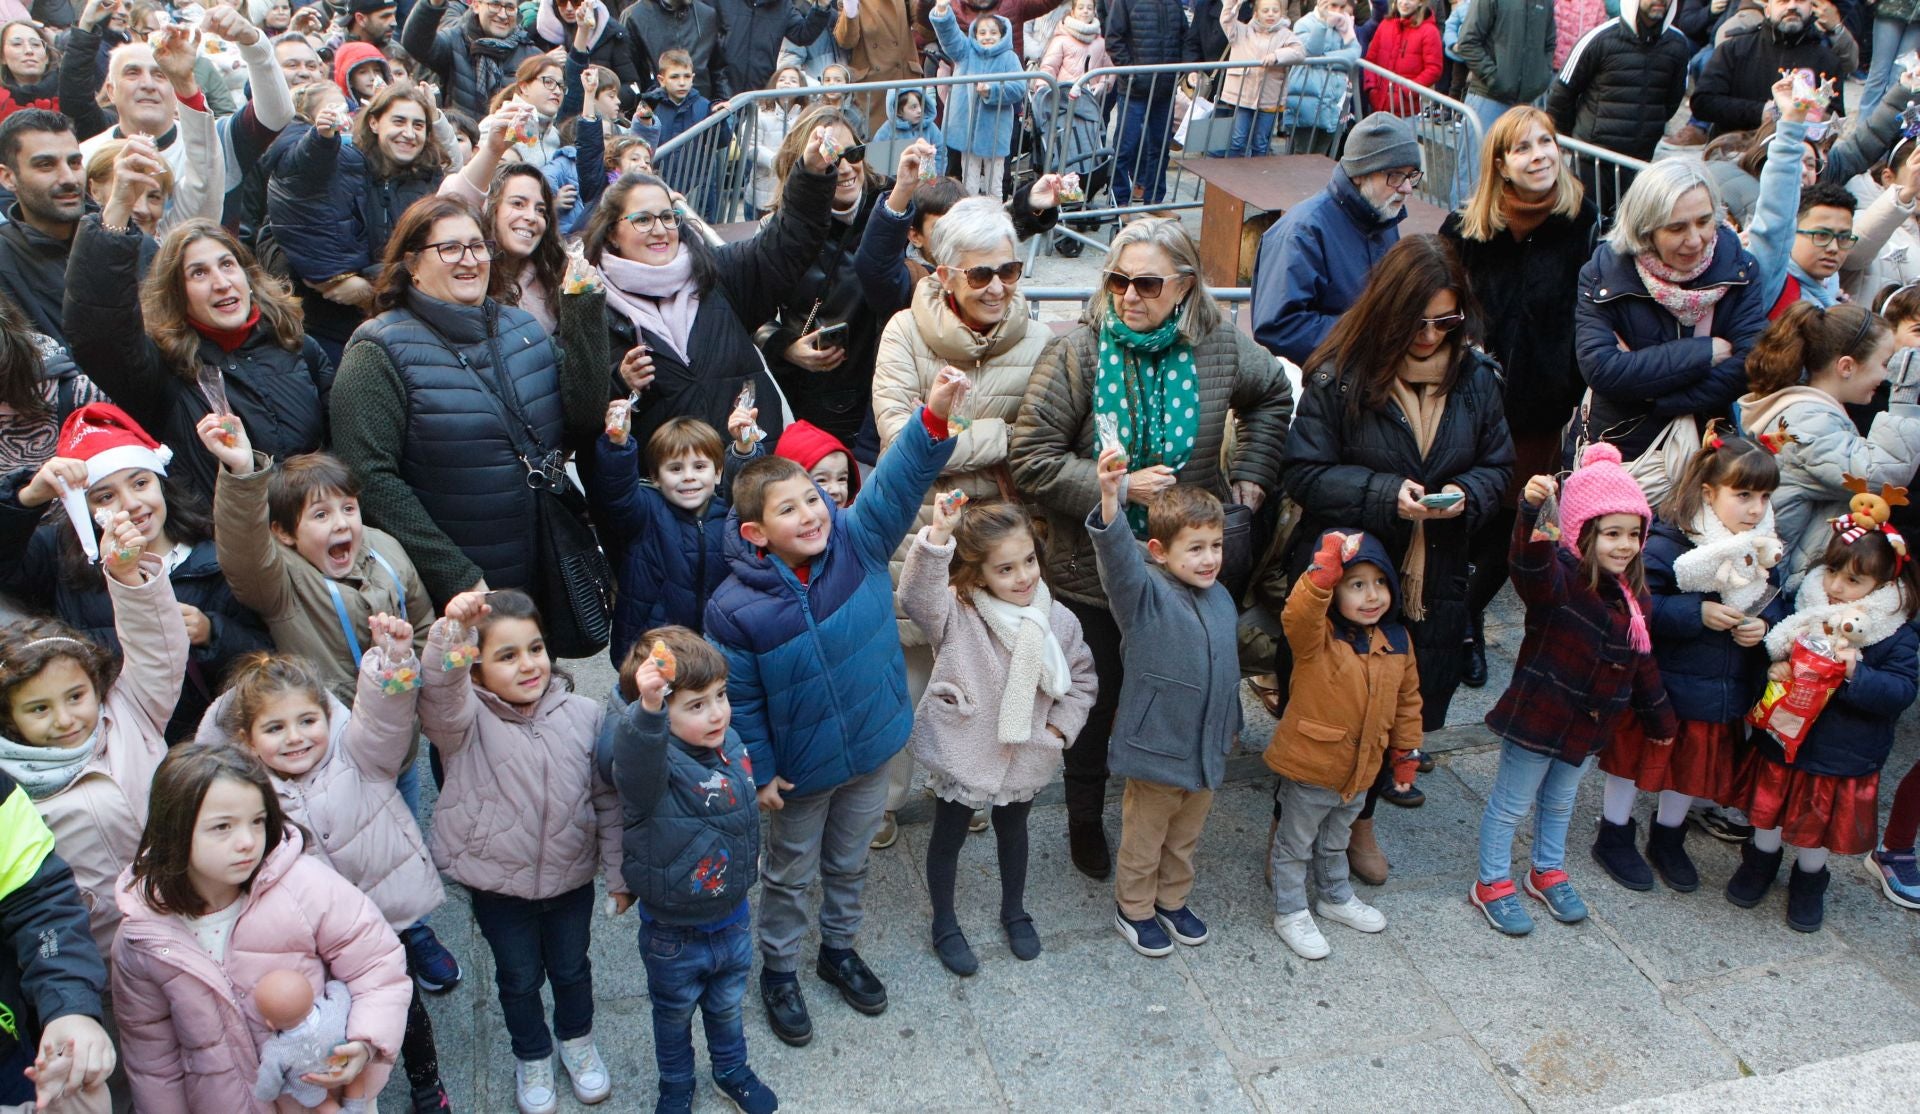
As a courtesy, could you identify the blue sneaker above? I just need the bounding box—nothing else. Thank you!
[1114,906,1175,956]
[1524,868,1589,924]
[655,1078,695,1114]
[1470,879,1534,936]
[1153,904,1209,946]
[1868,847,1920,910]
[713,1065,778,1114]
[400,923,462,993]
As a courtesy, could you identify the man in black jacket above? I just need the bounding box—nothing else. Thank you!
[1693,0,1855,134]
[1108,0,1199,207]
[715,0,835,103]
[1547,0,1690,204]
[624,0,724,99]
[0,111,83,349]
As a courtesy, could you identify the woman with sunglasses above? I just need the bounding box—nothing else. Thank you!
[1010,217,1295,881]
[328,195,611,605]
[577,125,842,466]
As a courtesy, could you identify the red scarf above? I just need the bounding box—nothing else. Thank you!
[189,305,262,353]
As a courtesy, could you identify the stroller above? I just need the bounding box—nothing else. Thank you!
[1024,82,1114,255]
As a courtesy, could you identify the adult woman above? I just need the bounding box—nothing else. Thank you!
[0,293,98,476]
[83,139,173,238]
[246,0,292,34]
[1441,106,1597,686]
[1573,160,1767,467]
[1281,234,1514,880]
[495,53,566,166]
[444,109,568,332]
[1362,0,1442,117]
[329,195,609,606]
[579,128,839,469]
[0,20,55,120]
[1010,218,1295,879]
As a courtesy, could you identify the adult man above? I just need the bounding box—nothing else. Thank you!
[0,112,84,344]
[624,0,724,98]
[834,0,918,127]
[1252,113,1418,365]
[1693,0,1856,134]
[345,0,397,47]
[1547,0,1691,206]
[714,0,835,103]
[1454,0,1556,131]
[272,30,327,88]
[1107,0,1199,207]
[402,0,544,118]
[63,27,225,235]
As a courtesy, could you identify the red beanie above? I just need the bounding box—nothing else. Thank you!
[772,421,861,498]
[57,403,172,488]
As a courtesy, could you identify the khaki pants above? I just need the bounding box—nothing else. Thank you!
[1115,779,1215,920]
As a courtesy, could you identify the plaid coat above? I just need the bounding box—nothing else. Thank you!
[1485,506,1677,766]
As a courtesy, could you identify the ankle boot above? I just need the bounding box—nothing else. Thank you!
[1591,818,1654,891]
[1347,816,1389,886]
[1725,840,1785,908]
[1462,611,1488,689]
[1645,821,1699,892]
[1785,864,1831,932]
[1068,819,1111,880]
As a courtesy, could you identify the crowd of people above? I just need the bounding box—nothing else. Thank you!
[2,0,1920,1112]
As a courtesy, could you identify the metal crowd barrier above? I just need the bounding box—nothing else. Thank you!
[1021,285,1252,327]
[1557,134,1649,230]
[1351,59,1484,212]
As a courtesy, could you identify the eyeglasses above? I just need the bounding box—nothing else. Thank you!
[955,260,1023,289]
[420,239,494,264]
[1104,271,1184,298]
[535,75,562,91]
[1385,168,1424,189]
[836,143,866,166]
[1418,312,1466,332]
[623,209,681,232]
[1795,227,1861,248]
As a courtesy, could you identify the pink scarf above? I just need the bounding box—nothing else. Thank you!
[600,246,699,365]
[1633,237,1727,329]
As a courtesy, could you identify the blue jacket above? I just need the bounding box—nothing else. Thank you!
[1757,619,1919,778]
[262,122,370,284]
[931,10,1022,158]
[543,145,589,238]
[872,86,945,149]
[1253,165,1406,364]
[1284,12,1360,133]
[1743,117,1841,312]
[640,84,731,183]
[705,409,957,796]
[1643,519,1788,723]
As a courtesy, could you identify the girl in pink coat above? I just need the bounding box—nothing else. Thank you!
[109,743,411,1114]
[1039,0,1113,94]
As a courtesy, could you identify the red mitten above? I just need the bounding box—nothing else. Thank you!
[1307,531,1349,590]
[1389,748,1419,788]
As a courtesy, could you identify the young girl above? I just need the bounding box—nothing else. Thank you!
[872,87,946,150]
[1473,446,1677,937]
[1217,0,1306,158]
[815,63,867,136]
[421,589,624,1114]
[195,625,451,1109]
[1039,0,1113,94]
[930,0,1022,198]
[1593,435,1786,894]
[897,497,1097,976]
[750,65,809,213]
[110,742,412,1113]
[1729,524,1920,931]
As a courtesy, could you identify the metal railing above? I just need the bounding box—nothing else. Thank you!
[1558,134,1650,229]
[1351,59,1484,212]
[1022,285,1253,326]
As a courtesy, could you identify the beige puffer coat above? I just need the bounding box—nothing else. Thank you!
[1009,319,1296,606]
[873,275,1055,644]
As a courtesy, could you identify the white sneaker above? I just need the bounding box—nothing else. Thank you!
[515,1056,559,1114]
[1273,910,1330,959]
[1316,895,1387,933]
[558,1034,612,1104]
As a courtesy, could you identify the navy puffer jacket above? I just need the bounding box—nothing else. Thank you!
[1643,519,1788,723]
[1756,620,1919,778]
[1108,0,1200,74]
[262,123,370,285]
[400,2,545,119]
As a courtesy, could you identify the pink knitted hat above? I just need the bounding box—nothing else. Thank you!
[1557,442,1652,550]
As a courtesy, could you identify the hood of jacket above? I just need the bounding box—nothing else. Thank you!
[771,419,863,499]
[967,15,1017,60]
[537,0,613,48]
[1623,0,1678,39]
[1315,529,1412,655]
[1734,384,1840,443]
[1329,165,1410,232]
[906,272,1034,367]
[884,85,935,126]
[332,41,389,96]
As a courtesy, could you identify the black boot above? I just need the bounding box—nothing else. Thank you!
[1069,819,1111,880]
[1785,864,1831,932]
[1645,821,1700,892]
[1462,612,1488,689]
[1591,818,1654,891]
[1724,841,1785,908]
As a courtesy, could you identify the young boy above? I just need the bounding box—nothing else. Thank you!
[705,372,966,1045]
[1263,529,1421,960]
[604,627,777,1114]
[1088,448,1243,958]
[637,48,731,200]
[772,419,858,509]
[588,402,762,667]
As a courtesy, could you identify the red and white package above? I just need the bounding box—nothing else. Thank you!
[1746,634,1849,761]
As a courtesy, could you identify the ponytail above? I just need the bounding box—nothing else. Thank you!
[1746,302,1887,396]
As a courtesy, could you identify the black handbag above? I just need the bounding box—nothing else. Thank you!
[1220,500,1256,604]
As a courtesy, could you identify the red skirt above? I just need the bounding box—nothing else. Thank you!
[1598,718,1740,802]
[1731,749,1879,855]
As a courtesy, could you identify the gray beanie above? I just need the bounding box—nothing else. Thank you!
[1340,113,1422,179]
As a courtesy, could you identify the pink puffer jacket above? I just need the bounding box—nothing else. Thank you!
[110,833,411,1114]
[194,645,444,931]
[1554,0,1609,68]
[418,620,624,900]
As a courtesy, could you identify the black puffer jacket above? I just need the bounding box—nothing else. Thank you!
[1546,0,1691,160]
[759,186,886,452]
[713,0,834,103]
[1108,0,1201,74]
[401,0,546,119]
[622,0,724,100]
[531,0,643,113]
[1692,18,1850,134]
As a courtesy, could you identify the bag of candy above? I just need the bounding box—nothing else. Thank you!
[1746,634,1849,761]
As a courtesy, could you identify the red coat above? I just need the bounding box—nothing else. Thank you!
[1363,15,1444,116]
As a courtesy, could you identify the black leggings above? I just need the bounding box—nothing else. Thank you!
[401,978,441,1091]
[926,798,1034,931]
[1061,598,1123,825]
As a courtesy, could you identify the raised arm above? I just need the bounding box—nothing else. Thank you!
[62,219,177,437]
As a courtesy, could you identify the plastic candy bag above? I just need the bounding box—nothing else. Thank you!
[442,619,480,670]
[53,474,98,563]
[734,383,765,444]
[197,366,239,447]
[1747,634,1849,761]
[95,509,141,566]
[562,242,602,295]
[1096,412,1126,463]
[374,628,421,695]
[1058,172,1084,202]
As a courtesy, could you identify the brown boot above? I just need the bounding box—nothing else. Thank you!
[1265,816,1278,890]
[1347,816,1389,886]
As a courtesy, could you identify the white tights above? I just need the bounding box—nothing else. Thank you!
[1601,775,1692,828]
[1750,826,1829,872]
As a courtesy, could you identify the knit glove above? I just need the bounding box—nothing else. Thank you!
[1305,531,1352,590]
[1389,748,1419,788]
[1890,347,1920,407]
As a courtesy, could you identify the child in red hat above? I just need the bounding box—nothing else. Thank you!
[773,420,859,509]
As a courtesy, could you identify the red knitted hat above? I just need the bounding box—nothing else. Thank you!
[57,403,172,488]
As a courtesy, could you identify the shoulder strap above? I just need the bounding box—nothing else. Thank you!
[408,309,566,489]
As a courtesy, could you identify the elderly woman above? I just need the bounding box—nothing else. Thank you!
[1010,218,1295,880]
[1281,234,1514,883]
[1573,160,1768,471]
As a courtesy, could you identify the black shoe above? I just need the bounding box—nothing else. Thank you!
[1053,233,1083,257]
[1725,841,1785,908]
[1591,818,1655,891]
[1003,914,1042,961]
[1069,819,1112,880]
[815,950,888,1015]
[1646,821,1700,893]
[1461,628,1488,689]
[410,1080,451,1113]
[931,925,978,976]
[1785,864,1831,932]
[1381,783,1425,808]
[760,977,813,1046]
[1413,748,1435,774]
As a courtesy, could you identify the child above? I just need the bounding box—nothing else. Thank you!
[1730,523,1920,930]
[1218,0,1306,157]
[0,507,187,958]
[1264,529,1421,960]
[872,87,945,150]
[640,49,732,194]
[332,41,390,113]
[1285,0,1360,156]
[589,404,763,665]
[773,419,859,508]
[1594,435,1787,894]
[196,630,452,1109]
[420,589,624,1113]
[110,742,412,1113]
[930,0,1022,198]
[704,373,964,1046]
[264,81,373,297]
[251,972,361,1113]
[898,496,1096,975]
[749,65,810,213]
[1039,0,1113,93]
[816,64,868,136]
[1089,449,1242,958]
[603,627,777,1114]
[1473,448,1677,937]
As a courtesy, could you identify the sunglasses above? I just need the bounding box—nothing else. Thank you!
[1418,312,1466,332]
[954,260,1023,289]
[1104,271,1184,298]
[836,143,866,166]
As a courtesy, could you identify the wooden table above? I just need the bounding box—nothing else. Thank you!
[1179,154,1448,287]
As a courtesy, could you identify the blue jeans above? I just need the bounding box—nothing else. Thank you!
[1114,85,1176,205]
[468,882,595,1060]
[640,916,754,1084]
[1477,741,1597,884]
[1227,105,1276,157]
[1865,19,1920,118]
[396,754,422,820]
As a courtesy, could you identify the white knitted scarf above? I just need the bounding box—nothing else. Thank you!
[1672,504,1781,614]
[1765,567,1910,660]
[0,726,97,800]
[970,581,1071,745]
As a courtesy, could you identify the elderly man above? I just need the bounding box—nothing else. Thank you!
[1252,112,1419,365]
[402,0,545,118]
[1693,0,1857,135]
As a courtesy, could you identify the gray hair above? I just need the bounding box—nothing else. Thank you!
[1087,217,1221,343]
[1606,159,1724,257]
[926,197,1015,268]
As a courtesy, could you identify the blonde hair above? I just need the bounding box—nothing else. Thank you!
[1455,106,1584,242]
[1085,217,1221,343]
[84,138,175,199]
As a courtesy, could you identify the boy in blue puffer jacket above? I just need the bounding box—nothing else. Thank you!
[704,372,964,1048]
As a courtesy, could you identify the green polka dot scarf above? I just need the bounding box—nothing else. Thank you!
[1094,306,1199,537]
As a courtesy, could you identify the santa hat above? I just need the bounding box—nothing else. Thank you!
[1557,443,1651,552]
[57,403,172,488]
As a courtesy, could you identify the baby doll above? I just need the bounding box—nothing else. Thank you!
[252,971,365,1114]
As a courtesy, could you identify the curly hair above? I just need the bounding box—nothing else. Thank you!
[0,619,119,743]
[140,220,306,380]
